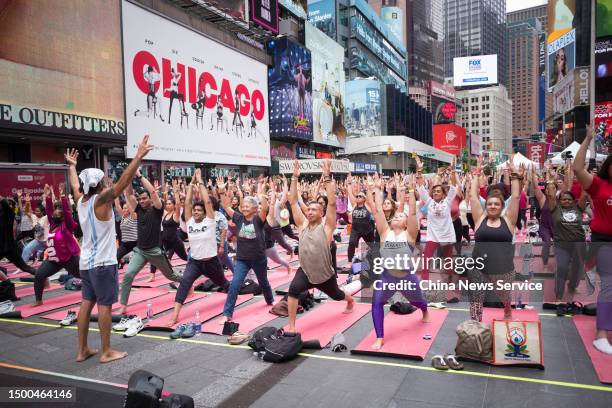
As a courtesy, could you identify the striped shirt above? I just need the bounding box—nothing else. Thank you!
[120,216,138,243]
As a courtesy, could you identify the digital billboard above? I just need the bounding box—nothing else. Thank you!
[548,29,576,90]
[0,0,125,140]
[350,46,406,92]
[594,101,612,153]
[307,0,337,39]
[597,0,612,38]
[306,23,346,148]
[433,124,466,157]
[380,7,404,44]
[345,79,382,137]
[202,1,248,21]
[452,55,498,87]
[251,0,279,34]
[547,0,576,44]
[267,37,313,141]
[595,38,612,103]
[122,1,270,165]
[280,0,307,19]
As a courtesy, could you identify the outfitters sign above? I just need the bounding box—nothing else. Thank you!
[0,1,125,140]
[122,1,270,166]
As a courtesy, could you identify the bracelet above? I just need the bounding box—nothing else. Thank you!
[408,189,415,193]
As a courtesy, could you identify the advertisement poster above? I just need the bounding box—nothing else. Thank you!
[202,1,248,21]
[306,23,346,148]
[0,0,125,140]
[595,38,612,103]
[470,133,482,156]
[270,141,296,161]
[453,55,498,87]
[597,0,612,38]
[548,29,576,90]
[307,0,337,39]
[122,1,270,166]
[345,79,382,137]
[380,7,404,44]
[547,0,576,44]
[268,37,313,141]
[595,101,612,153]
[280,0,307,19]
[0,165,67,204]
[553,72,574,113]
[526,143,546,168]
[433,124,466,156]
[251,0,279,34]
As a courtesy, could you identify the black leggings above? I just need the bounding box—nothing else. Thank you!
[0,248,36,274]
[288,267,345,300]
[282,224,298,241]
[269,226,293,253]
[35,256,80,301]
[163,238,188,262]
[175,257,228,304]
[347,230,375,262]
[453,218,463,254]
[117,241,137,264]
[517,209,527,231]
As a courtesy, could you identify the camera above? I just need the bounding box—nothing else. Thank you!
[561,151,573,160]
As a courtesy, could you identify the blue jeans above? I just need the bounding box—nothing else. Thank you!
[22,240,46,263]
[218,241,235,273]
[223,256,273,318]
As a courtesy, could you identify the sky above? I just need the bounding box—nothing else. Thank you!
[506,0,547,13]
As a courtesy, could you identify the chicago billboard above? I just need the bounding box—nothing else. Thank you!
[122,1,270,165]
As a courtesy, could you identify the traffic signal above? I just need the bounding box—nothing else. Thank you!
[387,145,393,156]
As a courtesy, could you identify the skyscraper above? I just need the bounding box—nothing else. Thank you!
[444,0,508,87]
[406,0,445,86]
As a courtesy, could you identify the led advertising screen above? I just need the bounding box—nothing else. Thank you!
[597,0,612,38]
[594,101,612,153]
[122,1,270,165]
[548,29,576,90]
[595,38,612,103]
[307,0,337,39]
[306,23,346,148]
[251,0,279,34]
[345,79,381,137]
[433,124,466,157]
[380,6,404,44]
[452,55,498,87]
[280,0,307,19]
[547,0,576,44]
[268,37,313,141]
[0,0,125,140]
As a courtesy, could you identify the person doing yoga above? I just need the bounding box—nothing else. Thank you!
[367,174,429,350]
[286,159,354,333]
[166,169,230,327]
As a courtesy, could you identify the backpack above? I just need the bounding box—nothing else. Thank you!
[269,299,304,317]
[248,327,279,352]
[64,277,82,291]
[282,291,315,311]
[0,280,20,302]
[390,302,417,315]
[455,320,493,362]
[239,279,262,295]
[257,330,302,363]
[194,279,220,292]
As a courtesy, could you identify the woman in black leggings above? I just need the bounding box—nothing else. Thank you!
[346,175,375,270]
[162,184,188,262]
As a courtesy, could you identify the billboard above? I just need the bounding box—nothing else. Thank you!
[548,29,576,90]
[526,143,546,168]
[470,133,482,156]
[280,0,307,19]
[306,23,346,148]
[432,99,458,124]
[595,38,612,103]
[594,101,612,152]
[0,165,67,205]
[270,141,296,161]
[251,0,279,34]
[597,0,612,38]
[381,7,404,44]
[268,37,313,141]
[308,0,337,39]
[547,0,576,44]
[553,66,590,113]
[122,1,270,165]
[345,80,382,137]
[428,81,456,101]
[202,1,248,21]
[0,0,124,140]
[433,124,466,156]
[452,55,498,87]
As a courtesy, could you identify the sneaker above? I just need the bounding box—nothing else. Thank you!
[60,311,77,326]
[181,323,197,338]
[0,300,15,314]
[124,317,144,337]
[170,324,187,339]
[313,290,328,300]
[113,316,135,332]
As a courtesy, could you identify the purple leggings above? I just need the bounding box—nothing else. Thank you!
[372,271,427,338]
[595,241,612,331]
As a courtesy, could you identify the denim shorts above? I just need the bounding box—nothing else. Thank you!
[80,264,119,306]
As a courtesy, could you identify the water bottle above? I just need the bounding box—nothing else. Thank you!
[146,303,153,322]
[195,310,201,335]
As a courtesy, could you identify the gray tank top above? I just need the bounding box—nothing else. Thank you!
[299,222,334,284]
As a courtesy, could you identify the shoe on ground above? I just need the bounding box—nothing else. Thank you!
[60,310,77,326]
[181,323,197,338]
[124,317,144,337]
[314,290,329,300]
[170,324,187,339]
[0,300,16,314]
[556,303,569,316]
[113,316,136,332]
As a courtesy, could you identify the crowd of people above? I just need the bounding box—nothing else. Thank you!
[0,130,611,363]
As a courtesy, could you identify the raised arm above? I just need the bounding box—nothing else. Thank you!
[469,172,484,224]
[572,128,594,190]
[267,189,277,225]
[346,173,357,207]
[531,168,546,208]
[197,177,214,220]
[503,162,523,229]
[59,184,77,232]
[406,176,419,240]
[289,159,307,229]
[184,175,195,222]
[65,149,82,203]
[279,175,289,207]
[171,179,181,222]
[138,169,162,210]
[216,177,234,219]
[322,160,337,242]
[370,181,389,240]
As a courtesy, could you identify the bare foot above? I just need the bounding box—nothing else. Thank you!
[343,299,354,314]
[100,349,128,363]
[76,347,98,362]
[118,306,127,315]
[166,319,177,328]
[146,274,156,283]
[371,338,384,350]
[421,309,431,323]
[30,301,43,307]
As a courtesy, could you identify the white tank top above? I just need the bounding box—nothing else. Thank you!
[380,230,414,273]
[78,195,117,270]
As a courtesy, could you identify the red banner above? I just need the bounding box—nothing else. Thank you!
[526,143,545,167]
[0,166,68,206]
[315,151,333,159]
[433,124,466,156]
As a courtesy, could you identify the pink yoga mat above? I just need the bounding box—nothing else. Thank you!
[481,307,540,327]
[17,291,83,317]
[284,301,370,347]
[573,315,612,384]
[206,297,282,335]
[267,271,295,289]
[40,288,171,321]
[147,292,252,329]
[15,283,62,298]
[132,276,175,288]
[351,309,449,360]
